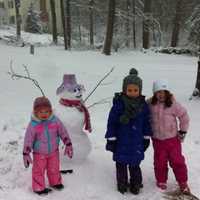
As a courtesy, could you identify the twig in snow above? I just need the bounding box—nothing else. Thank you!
[83,67,115,103]
[8,61,45,96]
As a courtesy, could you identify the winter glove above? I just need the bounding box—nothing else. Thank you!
[143,139,150,152]
[64,143,73,159]
[178,130,187,142]
[106,140,116,152]
[23,152,32,168]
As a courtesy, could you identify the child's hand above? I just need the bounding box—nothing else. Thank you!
[106,140,116,152]
[178,130,187,142]
[23,153,32,168]
[64,143,73,159]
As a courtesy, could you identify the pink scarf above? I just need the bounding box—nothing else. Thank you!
[59,98,92,133]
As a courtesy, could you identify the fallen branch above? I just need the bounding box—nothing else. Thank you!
[8,61,45,96]
[83,67,115,103]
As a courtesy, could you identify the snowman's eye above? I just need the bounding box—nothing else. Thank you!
[74,88,77,92]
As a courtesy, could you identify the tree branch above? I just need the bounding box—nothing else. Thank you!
[83,67,114,103]
[8,61,45,96]
[87,97,112,109]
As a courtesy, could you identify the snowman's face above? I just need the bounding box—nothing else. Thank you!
[59,86,84,100]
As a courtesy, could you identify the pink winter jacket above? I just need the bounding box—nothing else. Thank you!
[23,114,72,155]
[149,99,189,140]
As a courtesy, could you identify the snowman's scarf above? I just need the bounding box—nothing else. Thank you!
[59,98,92,133]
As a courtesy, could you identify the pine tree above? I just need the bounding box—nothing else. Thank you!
[25,3,42,34]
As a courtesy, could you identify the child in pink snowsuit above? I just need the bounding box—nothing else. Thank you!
[148,80,190,194]
[23,96,73,195]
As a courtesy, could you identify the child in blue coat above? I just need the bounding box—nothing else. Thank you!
[105,68,152,195]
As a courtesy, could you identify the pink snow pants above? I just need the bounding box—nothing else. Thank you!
[32,150,62,192]
[152,136,188,185]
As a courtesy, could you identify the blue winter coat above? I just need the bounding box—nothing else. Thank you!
[105,95,152,165]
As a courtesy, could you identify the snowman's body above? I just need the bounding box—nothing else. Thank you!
[55,74,92,167]
[56,104,91,165]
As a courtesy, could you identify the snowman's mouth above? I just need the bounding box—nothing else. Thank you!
[76,94,82,99]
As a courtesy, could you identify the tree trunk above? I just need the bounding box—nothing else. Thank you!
[125,0,130,48]
[132,0,136,48]
[171,0,183,47]
[50,0,57,44]
[195,60,200,94]
[143,0,152,49]
[65,0,71,49]
[14,0,21,40]
[60,0,67,49]
[77,7,82,43]
[89,0,94,47]
[103,0,116,55]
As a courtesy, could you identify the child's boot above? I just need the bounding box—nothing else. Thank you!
[34,188,52,195]
[179,182,190,194]
[52,184,64,190]
[117,183,127,194]
[130,183,140,195]
[156,182,167,190]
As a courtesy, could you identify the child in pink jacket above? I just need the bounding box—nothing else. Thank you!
[148,79,190,194]
[23,96,73,195]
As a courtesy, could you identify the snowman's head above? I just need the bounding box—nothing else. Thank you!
[56,74,85,100]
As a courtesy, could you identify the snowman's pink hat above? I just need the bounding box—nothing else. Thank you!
[56,74,84,95]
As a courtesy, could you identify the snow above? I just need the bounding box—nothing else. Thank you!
[0,32,200,200]
[0,27,61,46]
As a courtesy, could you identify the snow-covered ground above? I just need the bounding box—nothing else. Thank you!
[0,35,200,200]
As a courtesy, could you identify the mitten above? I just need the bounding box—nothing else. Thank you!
[64,143,73,158]
[106,140,116,152]
[178,130,187,142]
[143,139,150,152]
[23,153,32,168]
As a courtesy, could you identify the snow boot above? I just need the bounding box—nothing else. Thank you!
[52,184,64,190]
[179,183,190,194]
[156,182,167,190]
[130,184,140,195]
[117,183,127,194]
[34,188,52,195]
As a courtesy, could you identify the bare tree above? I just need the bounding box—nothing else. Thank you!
[171,0,183,47]
[76,6,82,43]
[132,0,136,48]
[60,0,68,49]
[89,0,94,47]
[143,0,152,49]
[125,0,131,48]
[14,0,21,40]
[103,0,116,55]
[65,0,71,49]
[50,0,58,44]
[194,58,200,96]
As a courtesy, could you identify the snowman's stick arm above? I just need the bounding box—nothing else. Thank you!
[8,61,45,96]
[83,67,114,103]
[87,97,112,109]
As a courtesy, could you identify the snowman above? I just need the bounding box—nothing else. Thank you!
[55,74,92,169]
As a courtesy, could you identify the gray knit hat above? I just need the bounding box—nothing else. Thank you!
[122,68,142,93]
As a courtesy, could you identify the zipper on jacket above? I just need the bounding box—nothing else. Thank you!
[44,122,51,154]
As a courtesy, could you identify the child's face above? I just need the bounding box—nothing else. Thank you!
[35,107,52,120]
[155,90,166,102]
[126,84,140,98]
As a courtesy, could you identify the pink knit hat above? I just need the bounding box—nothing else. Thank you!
[33,96,52,112]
